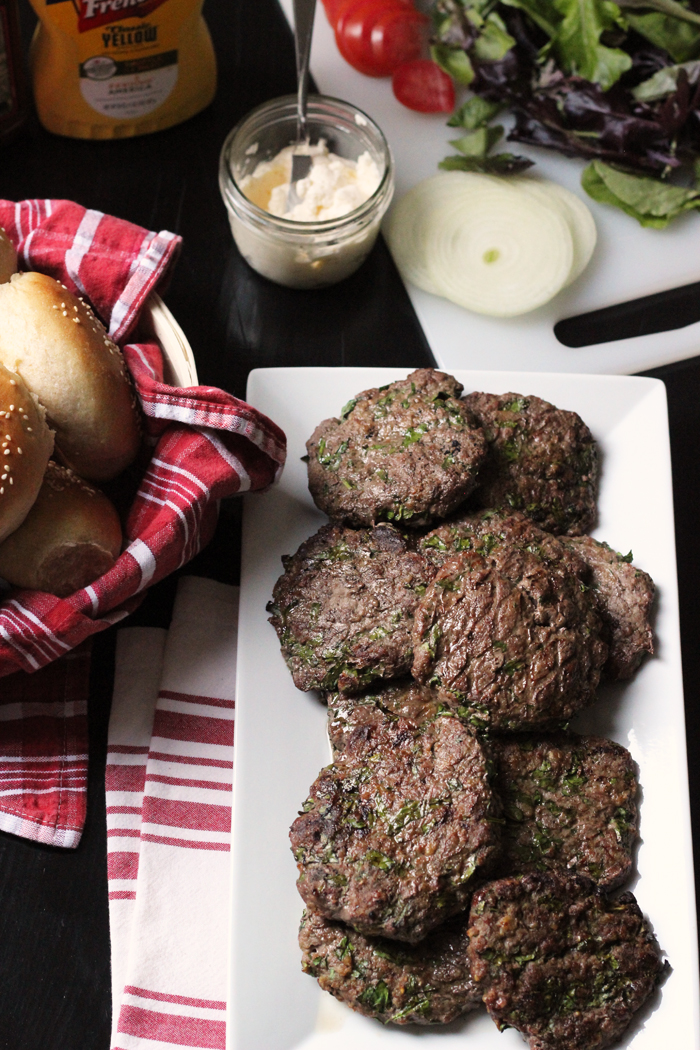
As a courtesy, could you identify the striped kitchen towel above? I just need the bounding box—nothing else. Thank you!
[107,576,238,1050]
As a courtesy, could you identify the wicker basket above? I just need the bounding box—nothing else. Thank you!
[141,293,199,387]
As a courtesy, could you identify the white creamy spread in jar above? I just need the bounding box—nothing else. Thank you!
[240,140,381,221]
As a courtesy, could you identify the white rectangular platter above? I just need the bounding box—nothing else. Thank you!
[277,0,700,375]
[231,367,699,1050]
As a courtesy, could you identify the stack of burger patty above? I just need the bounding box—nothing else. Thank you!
[269,369,665,1050]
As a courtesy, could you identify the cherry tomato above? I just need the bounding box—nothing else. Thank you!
[335,0,427,78]
[392,58,456,112]
[371,7,427,75]
[323,0,409,31]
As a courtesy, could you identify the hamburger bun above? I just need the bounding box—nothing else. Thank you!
[0,461,122,597]
[0,228,17,283]
[0,361,54,543]
[0,272,141,481]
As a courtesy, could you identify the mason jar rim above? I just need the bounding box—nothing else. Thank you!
[219,94,394,235]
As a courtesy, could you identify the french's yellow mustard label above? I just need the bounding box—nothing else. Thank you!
[29,0,216,138]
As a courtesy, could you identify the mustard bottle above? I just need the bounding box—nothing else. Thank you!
[28,0,217,139]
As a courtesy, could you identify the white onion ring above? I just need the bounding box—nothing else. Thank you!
[385,171,597,317]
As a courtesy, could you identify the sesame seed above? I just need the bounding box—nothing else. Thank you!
[62,310,68,316]
[72,317,80,323]
[1,475,6,480]
[8,406,13,411]
[3,450,9,456]
[9,380,15,386]
[61,302,65,307]
[8,477,12,484]
[4,435,9,440]
[16,448,21,454]
[26,427,32,432]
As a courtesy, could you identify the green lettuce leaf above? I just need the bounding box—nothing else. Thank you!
[582,160,700,226]
[552,0,632,90]
[632,58,700,99]
[439,153,534,173]
[470,10,517,60]
[431,43,475,84]
[500,0,560,37]
[625,11,700,61]
[501,0,631,89]
[447,96,503,129]
[449,125,505,156]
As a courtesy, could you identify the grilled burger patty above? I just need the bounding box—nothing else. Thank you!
[468,873,665,1050]
[563,536,655,680]
[299,908,480,1025]
[326,677,447,758]
[412,544,607,731]
[306,369,488,528]
[290,709,501,943]
[268,522,434,694]
[492,733,638,889]
[463,392,598,536]
[418,509,590,581]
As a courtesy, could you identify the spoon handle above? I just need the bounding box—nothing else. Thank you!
[293,0,317,141]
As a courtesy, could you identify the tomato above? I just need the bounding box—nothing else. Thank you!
[335,0,427,78]
[371,7,427,75]
[392,58,456,112]
[323,0,410,31]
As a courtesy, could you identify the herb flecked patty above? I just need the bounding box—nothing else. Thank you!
[463,392,598,536]
[492,734,638,889]
[418,509,589,581]
[306,369,488,528]
[412,545,607,731]
[563,536,655,680]
[299,909,480,1025]
[289,710,501,943]
[268,523,434,693]
[327,678,446,758]
[468,874,665,1050]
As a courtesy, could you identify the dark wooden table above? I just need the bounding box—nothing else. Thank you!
[0,1,698,1046]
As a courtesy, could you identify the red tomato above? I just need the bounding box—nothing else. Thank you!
[323,0,409,31]
[392,58,456,112]
[335,0,426,77]
[371,7,427,75]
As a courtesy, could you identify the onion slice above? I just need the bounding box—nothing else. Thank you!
[512,177,597,287]
[384,175,451,295]
[425,174,573,317]
[386,171,596,317]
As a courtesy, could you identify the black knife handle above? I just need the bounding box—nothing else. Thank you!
[554,279,700,348]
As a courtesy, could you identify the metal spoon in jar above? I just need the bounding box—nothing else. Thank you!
[287,0,317,210]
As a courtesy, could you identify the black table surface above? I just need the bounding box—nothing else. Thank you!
[0,1,698,1045]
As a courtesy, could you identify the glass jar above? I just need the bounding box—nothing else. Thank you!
[219,95,394,290]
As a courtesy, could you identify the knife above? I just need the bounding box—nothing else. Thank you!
[554,279,700,348]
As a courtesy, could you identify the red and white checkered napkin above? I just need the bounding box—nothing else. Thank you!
[0,199,286,849]
[107,576,237,1050]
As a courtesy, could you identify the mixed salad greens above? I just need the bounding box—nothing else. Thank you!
[431,0,700,224]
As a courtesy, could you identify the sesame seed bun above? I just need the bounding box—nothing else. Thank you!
[0,228,17,284]
[0,272,141,481]
[0,461,122,597]
[0,361,54,543]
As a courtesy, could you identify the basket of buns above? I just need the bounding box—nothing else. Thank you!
[0,200,286,679]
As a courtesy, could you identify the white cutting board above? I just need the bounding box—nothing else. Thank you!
[277,0,700,374]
